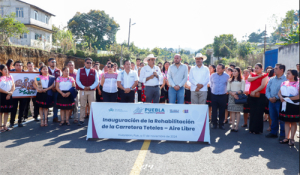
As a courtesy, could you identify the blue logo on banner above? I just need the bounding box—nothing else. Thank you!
[133,107,144,114]
[170,109,179,113]
[183,110,188,113]
[145,108,165,114]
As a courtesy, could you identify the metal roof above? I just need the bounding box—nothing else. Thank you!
[16,0,55,16]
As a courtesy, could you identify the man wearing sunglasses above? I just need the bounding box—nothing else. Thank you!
[48,58,62,123]
[76,58,99,126]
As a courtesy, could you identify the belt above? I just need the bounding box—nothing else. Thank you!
[212,93,226,96]
[145,85,159,88]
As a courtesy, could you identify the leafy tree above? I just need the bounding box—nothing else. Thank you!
[68,10,120,50]
[213,34,237,58]
[55,29,74,54]
[151,47,161,56]
[52,25,60,44]
[0,13,29,44]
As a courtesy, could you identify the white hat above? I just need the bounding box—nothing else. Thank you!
[194,53,207,61]
[143,54,157,63]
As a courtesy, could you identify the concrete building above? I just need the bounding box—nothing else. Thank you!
[0,0,55,50]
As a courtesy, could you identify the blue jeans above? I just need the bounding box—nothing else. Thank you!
[269,101,285,136]
[168,87,185,104]
[53,92,58,119]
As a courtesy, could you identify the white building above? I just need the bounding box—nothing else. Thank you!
[0,0,55,50]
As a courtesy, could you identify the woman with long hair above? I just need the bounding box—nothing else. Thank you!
[227,67,245,132]
[248,63,269,134]
[5,59,14,71]
[162,61,170,103]
[0,64,15,132]
[101,63,118,102]
[278,69,299,146]
[55,67,76,126]
[207,65,216,121]
[33,65,55,127]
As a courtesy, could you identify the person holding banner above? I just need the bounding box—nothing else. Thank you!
[33,65,55,127]
[140,54,163,103]
[117,60,138,103]
[55,67,76,126]
[48,58,62,123]
[167,54,188,104]
[0,64,15,132]
[9,61,26,128]
[101,63,118,102]
[76,58,99,126]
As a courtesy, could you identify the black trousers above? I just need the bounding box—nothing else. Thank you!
[249,94,265,133]
[23,98,39,119]
[96,86,103,102]
[102,91,118,102]
[10,98,26,125]
[211,94,227,127]
[121,90,135,103]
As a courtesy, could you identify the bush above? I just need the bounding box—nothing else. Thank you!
[66,49,75,56]
[76,50,85,58]
[57,48,62,53]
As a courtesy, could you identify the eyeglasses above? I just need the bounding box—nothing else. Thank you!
[107,66,112,68]
[86,62,92,64]
[51,61,56,63]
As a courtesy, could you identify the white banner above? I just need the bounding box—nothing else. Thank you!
[10,72,39,98]
[87,102,210,143]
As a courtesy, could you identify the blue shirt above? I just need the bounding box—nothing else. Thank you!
[265,74,287,99]
[210,72,230,95]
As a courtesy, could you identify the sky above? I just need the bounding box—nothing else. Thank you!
[17,0,299,51]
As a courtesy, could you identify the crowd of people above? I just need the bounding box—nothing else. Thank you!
[0,55,299,146]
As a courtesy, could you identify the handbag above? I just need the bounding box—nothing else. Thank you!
[234,94,248,104]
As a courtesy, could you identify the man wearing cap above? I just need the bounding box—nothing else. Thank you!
[48,58,62,123]
[140,54,163,103]
[189,53,210,104]
[167,54,188,104]
[76,58,99,126]
[117,60,139,103]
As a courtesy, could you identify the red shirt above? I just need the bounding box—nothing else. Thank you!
[249,73,268,94]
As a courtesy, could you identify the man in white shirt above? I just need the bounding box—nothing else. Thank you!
[189,53,210,104]
[167,54,188,104]
[117,60,139,103]
[140,54,163,103]
[75,58,99,126]
[135,58,141,71]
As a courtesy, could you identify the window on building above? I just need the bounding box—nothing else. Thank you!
[45,15,48,24]
[46,35,50,42]
[0,7,4,16]
[35,33,42,40]
[34,11,38,20]
[20,33,27,39]
[16,7,24,18]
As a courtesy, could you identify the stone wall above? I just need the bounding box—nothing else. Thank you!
[0,46,86,70]
[278,43,299,72]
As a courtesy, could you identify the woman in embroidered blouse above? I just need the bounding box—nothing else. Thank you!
[55,67,76,126]
[278,69,299,146]
[242,69,250,128]
[0,64,15,132]
[227,67,245,132]
[33,65,55,127]
[101,63,118,102]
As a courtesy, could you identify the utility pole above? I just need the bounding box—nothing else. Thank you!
[128,18,131,49]
[264,24,266,54]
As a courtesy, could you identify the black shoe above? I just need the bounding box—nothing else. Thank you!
[265,133,278,138]
[278,136,285,141]
[78,121,84,126]
[219,126,225,130]
[212,125,217,129]
[69,116,73,119]
[9,124,14,129]
[242,124,247,127]
[18,123,24,127]
[34,118,39,122]
[223,120,228,124]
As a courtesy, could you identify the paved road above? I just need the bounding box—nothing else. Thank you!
[0,113,299,175]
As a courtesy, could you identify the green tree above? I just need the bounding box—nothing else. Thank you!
[0,13,29,44]
[151,47,161,56]
[52,24,60,44]
[68,10,120,50]
[213,34,237,58]
[56,29,74,54]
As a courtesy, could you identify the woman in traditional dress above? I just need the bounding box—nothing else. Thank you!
[0,64,15,132]
[278,69,299,146]
[55,67,76,126]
